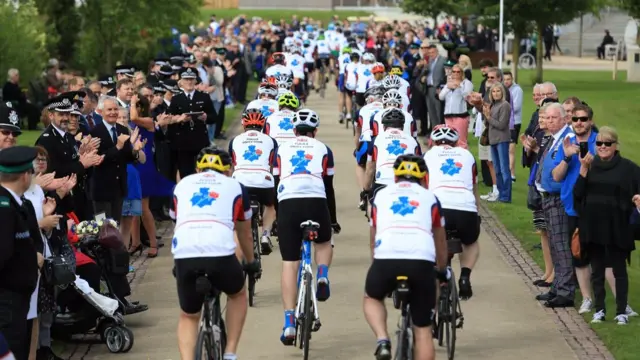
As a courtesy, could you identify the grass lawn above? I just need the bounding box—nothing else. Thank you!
[466,69,640,360]
[199,8,371,24]
[17,81,258,147]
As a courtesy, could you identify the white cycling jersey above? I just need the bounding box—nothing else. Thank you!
[246,99,279,118]
[398,78,411,99]
[287,54,306,79]
[264,109,297,145]
[368,128,420,185]
[372,109,416,138]
[316,39,331,55]
[273,136,335,201]
[171,171,251,259]
[229,130,278,188]
[358,101,384,132]
[355,63,375,93]
[424,145,478,212]
[371,181,444,262]
[303,43,316,63]
[345,62,359,91]
[266,64,293,78]
[338,53,351,74]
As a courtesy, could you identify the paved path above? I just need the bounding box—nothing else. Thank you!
[69,88,589,359]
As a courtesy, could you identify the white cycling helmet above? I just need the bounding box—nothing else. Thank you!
[290,46,302,54]
[430,125,459,143]
[362,52,376,62]
[382,74,401,89]
[258,85,278,98]
[293,109,320,128]
[382,89,403,107]
[275,74,293,89]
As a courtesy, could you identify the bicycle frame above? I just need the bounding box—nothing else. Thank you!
[295,239,320,325]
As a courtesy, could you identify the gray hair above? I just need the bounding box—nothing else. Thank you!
[541,81,557,94]
[545,102,566,118]
[533,83,542,91]
[487,67,503,81]
[7,68,18,80]
[97,95,118,110]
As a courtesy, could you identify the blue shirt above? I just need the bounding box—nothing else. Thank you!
[540,126,573,194]
[553,130,598,216]
[126,164,142,200]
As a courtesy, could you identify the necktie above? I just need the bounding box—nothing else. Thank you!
[111,127,118,144]
[86,114,95,128]
[535,135,553,184]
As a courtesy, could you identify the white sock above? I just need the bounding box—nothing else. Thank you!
[223,353,237,360]
[492,185,498,193]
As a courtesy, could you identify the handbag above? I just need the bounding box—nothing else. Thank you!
[43,256,76,286]
[479,127,490,146]
[527,185,542,211]
[571,228,581,258]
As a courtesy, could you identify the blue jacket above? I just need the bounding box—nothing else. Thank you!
[540,126,573,194]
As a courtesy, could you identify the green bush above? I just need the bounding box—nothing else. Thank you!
[0,1,48,87]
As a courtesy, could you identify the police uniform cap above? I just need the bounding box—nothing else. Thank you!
[114,65,136,77]
[154,58,169,66]
[170,55,185,62]
[98,75,116,87]
[161,80,181,94]
[215,47,226,55]
[152,84,167,94]
[43,95,74,113]
[70,103,82,116]
[158,64,174,76]
[186,54,197,64]
[180,68,198,80]
[0,103,22,134]
[0,146,37,174]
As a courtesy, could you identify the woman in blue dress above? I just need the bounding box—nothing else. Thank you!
[129,93,175,257]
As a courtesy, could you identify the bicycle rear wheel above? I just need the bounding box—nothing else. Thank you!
[195,328,217,360]
[446,275,458,360]
[394,317,409,360]
[248,216,261,307]
[301,272,313,360]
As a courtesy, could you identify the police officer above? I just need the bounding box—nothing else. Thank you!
[107,65,137,96]
[0,145,42,360]
[0,103,22,150]
[98,75,116,96]
[167,68,215,180]
[147,58,169,83]
[35,94,102,220]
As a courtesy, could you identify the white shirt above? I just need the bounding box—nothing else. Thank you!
[368,128,421,186]
[24,183,49,320]
[273,136,335,201]
[344,62,358,90]
[246,99,278,118]
[358,102,384,132]
[266,64,293,78]
[316,39,331,55]
[338,53,351,74]
[303,43,316,63]
[171,171,252,259]
[424,145,478,212]
[287,54,306,79]
[439,79,473,115]
[371,181,444,262]
[372,108,416,138]
[265,109,297,145]
[229,130,278,188]
[355,63,375,93]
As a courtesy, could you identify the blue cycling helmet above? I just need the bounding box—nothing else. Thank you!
[328,23,336,30]
[306,24,314,32]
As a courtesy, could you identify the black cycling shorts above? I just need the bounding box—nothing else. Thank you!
[246,186,276,207]
[365,259,436,327]
[174,255,245,314]
[304,62,315,73]
[277,197,332,261]
[355,92,366,108]
[441,208,480,246]
[315,57,330,69]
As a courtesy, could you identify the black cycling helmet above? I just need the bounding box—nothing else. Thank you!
[350,52,361,61]
[344,30,352,37]
[195,146,232,173]
[365,85,386,99]
[393,154,427,181]
[381,108,405,128]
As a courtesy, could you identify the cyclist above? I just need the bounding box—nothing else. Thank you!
[354,53,376,108]
[364,154,448,360]
[369,62,386,87]
[365,108,421,216]
[246,82,279,118]
[229,109,279,255]
[337,47,353,124]
[287,46,306,103]
[302,39,316,90]
[343,51,360,123]
[389,65,411,98]
[423,125,481,300]
[274,74,294,96]
[273,109,340,345]
[265,91,299,145]
[382,75,411,113]
[266,52,293,79]
[315,31,332,89]
[171,146,257,360]
[371,89,417,138]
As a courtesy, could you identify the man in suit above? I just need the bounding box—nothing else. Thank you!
[167,68,214,181]
[421,45,446,128]
[107,65,136,96]
[89,96,138,219]
[36,93,103,221]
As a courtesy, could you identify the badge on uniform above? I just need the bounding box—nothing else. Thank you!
[9,110,19,126]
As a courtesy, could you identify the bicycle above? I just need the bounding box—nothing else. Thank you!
[247,197,263,307]
[194,274,227,360]
[518,53,536,69]
[318,61,328,99]
[392,275,413,360]
[349,92,358,136]
[294,220,322,360]
[435,230,465,360]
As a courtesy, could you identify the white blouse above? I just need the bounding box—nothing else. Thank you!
[439,79,473,115]
[24,183,51,320]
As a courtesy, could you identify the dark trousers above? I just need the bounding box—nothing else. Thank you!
[171,150,199,180]
[411,87,428,134]
[542,194,575,298]
[93,196,124,220]
[214,103,226,138]
[597,46,606,59]
[425,86,443,128]
[17,103,41,130]
[589,243,629,315]
[0,290,30,360]
[544,41,553,61]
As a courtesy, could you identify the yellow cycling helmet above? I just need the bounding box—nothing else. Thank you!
[389,66,403,76]
[393,154,427,179]
[195,146,232,172]
[277,91,300,110]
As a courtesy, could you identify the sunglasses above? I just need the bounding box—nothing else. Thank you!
[571,116,589,122]
[487,76,496,79]
[595,141,616,147]
[0,130,20,137]
[452,70,462,73]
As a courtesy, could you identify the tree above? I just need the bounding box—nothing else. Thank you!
[401,0,464,23]
[75,0,200,75]
[618,0,640,20]
[0,1,49,87]
[34,0,80,63]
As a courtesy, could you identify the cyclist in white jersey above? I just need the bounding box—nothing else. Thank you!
[355,52,376,108]
[229,109,279,255]
[337,47,354,124]
[246,82,279,118]
[372,89,417,138]
[302,39,316,85]
[272,73,294,94]
[343,52,360,123]
[287,46,306,102]
[365,108,422,216]
[171,147,259,360]
[424,125,481,300]
[365,63,386,91]
[273,109,341,346]
[364,154,449,360]
[265,91,299,145]
[265,52,293,79]
[389,66,412,99]
[314,32,332,89]
[382,75,411,113]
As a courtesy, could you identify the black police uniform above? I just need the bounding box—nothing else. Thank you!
[167,68,214,179]
[35,96,92,220]
[0,146,40,360]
